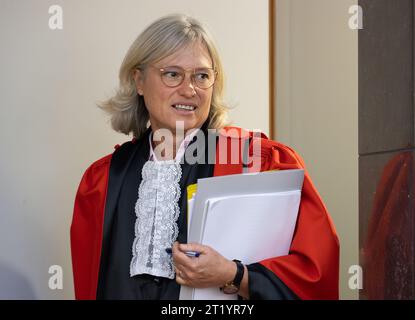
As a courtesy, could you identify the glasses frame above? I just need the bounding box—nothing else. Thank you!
[150,65,218,89]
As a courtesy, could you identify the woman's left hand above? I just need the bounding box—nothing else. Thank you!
[172,241,236,288]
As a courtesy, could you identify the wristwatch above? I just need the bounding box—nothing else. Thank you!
[221,259,244,294]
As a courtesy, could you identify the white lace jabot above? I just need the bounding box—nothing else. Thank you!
[130,129,199,279]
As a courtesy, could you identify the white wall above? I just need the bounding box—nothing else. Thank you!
[276,0,359,299]
[0,0,268,299]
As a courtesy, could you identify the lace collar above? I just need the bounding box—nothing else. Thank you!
[130,128,200,279]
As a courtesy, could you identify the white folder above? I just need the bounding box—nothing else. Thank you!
[179,169,304,300]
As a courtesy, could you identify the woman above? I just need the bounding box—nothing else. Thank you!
[71,14,339,300]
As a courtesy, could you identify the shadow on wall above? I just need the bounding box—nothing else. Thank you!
[0,261,37,299]
[362,152,415,299]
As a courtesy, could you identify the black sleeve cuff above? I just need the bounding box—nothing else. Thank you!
[246,263,299,300]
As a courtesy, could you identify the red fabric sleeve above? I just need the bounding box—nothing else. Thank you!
[258,139,340,300]
[70,154,112,300]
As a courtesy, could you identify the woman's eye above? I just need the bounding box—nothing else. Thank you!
[196,73,209,80]
[164,71,179,78]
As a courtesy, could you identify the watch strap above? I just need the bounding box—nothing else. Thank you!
[232,259,244,288]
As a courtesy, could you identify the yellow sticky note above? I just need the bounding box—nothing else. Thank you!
[187,183,198,226]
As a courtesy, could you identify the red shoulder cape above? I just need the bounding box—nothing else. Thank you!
[71,127,339,299]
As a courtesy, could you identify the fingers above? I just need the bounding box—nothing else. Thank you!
[173,242,205,265]
[172,241,206,256]
[174,267,187,285]
[172,242,188,265]
[172,242,190,281]
[179,242,206,253]
[175,267,184,279]
[173,242,225,288]
[173,242,203,285]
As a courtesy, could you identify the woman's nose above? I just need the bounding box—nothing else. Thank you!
[178,75,196,97]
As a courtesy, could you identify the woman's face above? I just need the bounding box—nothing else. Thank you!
[134,43,214,135]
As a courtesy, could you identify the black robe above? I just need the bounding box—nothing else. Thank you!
[96,126,297,300]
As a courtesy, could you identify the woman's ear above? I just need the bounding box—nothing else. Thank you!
[133,69,144,96]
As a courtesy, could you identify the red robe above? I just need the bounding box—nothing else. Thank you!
[71,127,339,300]
[362,152,414,299]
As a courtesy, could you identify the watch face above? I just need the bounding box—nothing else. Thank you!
[223,284,239,295]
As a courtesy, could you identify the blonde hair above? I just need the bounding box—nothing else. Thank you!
[98,14,229,138]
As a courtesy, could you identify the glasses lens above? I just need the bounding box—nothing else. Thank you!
[193,69,216,89]
[160,67,184,87]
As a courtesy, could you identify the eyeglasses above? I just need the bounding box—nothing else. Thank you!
[151,66,217,89]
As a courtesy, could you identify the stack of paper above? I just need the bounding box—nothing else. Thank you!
[179,169,304,300]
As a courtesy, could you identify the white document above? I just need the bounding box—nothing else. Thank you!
[179,169,304,300]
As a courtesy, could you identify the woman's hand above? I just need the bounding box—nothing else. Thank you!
[172,241,236,289]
